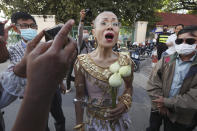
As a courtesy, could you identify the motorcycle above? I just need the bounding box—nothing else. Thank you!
[130,49,140,72]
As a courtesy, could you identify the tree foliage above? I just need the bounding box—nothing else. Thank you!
[162,0,197,12]
[0,0,163,26]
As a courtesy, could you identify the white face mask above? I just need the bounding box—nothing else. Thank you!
[175,43,197,55]
[83,33,89,40]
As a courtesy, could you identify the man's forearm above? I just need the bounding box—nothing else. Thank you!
[75,102,84,124]
[12,84,55,131]
[77,22,84,53]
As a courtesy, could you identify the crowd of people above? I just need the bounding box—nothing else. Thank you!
[0,9,196,131]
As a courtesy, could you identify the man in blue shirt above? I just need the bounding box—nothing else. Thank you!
[147,26,197,131]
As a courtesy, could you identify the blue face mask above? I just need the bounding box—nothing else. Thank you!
[20,28,37,41]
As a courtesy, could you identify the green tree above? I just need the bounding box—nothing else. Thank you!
[188,10,197,14]
[1,0,163,26]
[163,0,197,12]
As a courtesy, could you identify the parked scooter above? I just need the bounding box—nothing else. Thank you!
[144,47,152,57]
[130,49,140,72]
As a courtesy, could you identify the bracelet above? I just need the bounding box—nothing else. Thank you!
[73,123,84,130]
[122,99,131,110]
[118,93,132,102]
[118,93,132,110]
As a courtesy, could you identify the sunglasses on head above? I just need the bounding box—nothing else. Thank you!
[175,38,197,45]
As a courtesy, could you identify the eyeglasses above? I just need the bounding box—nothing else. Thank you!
[175,38,197,45]
[100,21,121,27]
[16,23,38,29]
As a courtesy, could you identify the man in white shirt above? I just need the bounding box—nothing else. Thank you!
[162,24,184,57]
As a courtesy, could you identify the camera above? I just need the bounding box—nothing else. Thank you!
[0,23,4,36]
[44,24,63,42]
[85,8,92,17]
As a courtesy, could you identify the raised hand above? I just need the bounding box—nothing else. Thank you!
[26,19,77,91]
[80,9,86,21]
[0,20,14,43]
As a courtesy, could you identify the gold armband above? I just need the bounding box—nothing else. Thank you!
[73,123,85,131]
[122,99,132,110]
[118,93,132,110]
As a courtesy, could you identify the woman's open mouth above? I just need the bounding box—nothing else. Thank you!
[105,33,114,42]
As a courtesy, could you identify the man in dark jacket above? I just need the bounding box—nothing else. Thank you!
[147,26,197,131]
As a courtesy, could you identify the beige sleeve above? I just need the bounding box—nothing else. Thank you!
[164,87,197,110]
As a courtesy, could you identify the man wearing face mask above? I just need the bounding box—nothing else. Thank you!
[80,29,94,54]
[0,12,38,131]
[146,26,197,131]
[156,25,171,60]
[0,12,38,108]
[0,12,65,131]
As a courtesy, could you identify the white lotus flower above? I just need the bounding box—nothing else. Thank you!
[109,61,120,73]
[119,65,131,77]
[109,73,123,87]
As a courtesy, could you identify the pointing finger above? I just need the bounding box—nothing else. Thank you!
[52,19,75,51]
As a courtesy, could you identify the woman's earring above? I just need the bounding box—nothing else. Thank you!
[94,36,97,48]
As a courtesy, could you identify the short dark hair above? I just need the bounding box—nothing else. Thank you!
[11,12,36,24]
[177,26,197,37]
[175,24,184,29]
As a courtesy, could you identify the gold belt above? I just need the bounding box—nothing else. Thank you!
[87,104,120,121]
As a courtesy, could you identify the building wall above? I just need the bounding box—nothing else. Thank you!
[134,21,148,43]
[32,15,56,41]
[32,15,56,33]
